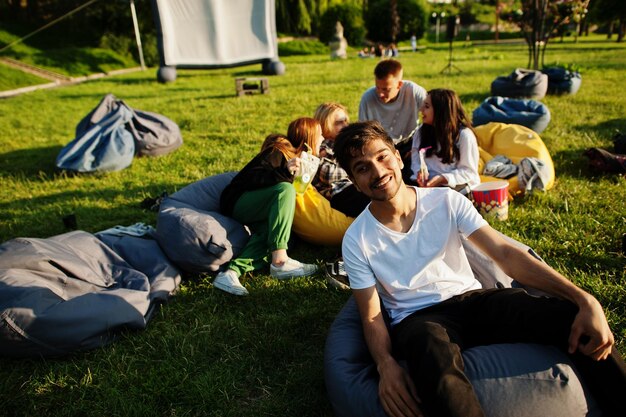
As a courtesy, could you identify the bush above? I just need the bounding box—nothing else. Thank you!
[98,32,160,68]
[278,39,328,56]
[319,3,366,46]
[366,0,429,43]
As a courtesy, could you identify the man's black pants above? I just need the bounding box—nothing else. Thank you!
[391,288,626,417]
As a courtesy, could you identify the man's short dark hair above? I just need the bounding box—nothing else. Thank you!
[334,121,395,176]
[374,59,403,79]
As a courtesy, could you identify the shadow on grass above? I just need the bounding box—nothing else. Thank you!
[547,147,626,181]
[0,145,61,177]
[0,186,165,242]
[577,118,626,138]
[542,43,626,53]
[541,246,625,280]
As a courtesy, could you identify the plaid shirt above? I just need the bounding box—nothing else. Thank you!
[313,139,352,199]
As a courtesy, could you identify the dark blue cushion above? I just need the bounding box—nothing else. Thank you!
[491,69,548,100]
[542,67,582,95]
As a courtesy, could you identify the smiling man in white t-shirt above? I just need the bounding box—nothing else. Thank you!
[333,120,626,417]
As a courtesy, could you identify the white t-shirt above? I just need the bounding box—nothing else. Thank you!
[342,187,487,326]
[410,127,480,188]
[358,80,427,144]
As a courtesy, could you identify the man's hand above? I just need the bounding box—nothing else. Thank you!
[468,226,616,362]
[568,295,614,361]
[378,357,423,417]
[353,287,423,417]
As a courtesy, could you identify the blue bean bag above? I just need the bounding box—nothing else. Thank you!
[473,96,551,134]
[491,68,548,100]
[542,67,582,95]
[324,238,599,417]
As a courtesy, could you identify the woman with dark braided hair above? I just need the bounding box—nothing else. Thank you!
[410,89,480,192]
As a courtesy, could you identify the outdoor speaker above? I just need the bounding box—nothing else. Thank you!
[446,16,461,41]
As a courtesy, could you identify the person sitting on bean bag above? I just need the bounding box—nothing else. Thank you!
[214,118,322,296]
[411,88,480,195]
[312,102,370,218]
[333,120,626,417]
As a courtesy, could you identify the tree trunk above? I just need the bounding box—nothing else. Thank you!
[390,0,400,42]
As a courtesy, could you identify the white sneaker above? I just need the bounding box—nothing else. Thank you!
[213,269,248,296]
[270,258,318,280]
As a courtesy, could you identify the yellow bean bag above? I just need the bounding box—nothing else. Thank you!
[475,122,555,196]
[293,185,354,246]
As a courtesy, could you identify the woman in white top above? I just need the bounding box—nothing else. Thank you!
[410,89,480,191]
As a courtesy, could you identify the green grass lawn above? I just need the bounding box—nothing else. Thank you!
[0,34,625,416]
[0,64,49,91]
[0,26,138,90]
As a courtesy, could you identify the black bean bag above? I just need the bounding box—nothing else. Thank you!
[491,69,548,100]
[542,67,582,95]
[473,96,551,134]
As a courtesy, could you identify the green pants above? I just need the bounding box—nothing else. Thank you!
[228,182,296,276]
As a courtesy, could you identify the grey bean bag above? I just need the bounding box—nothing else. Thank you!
[491,69,549,100]
[542,67,582,95]
[0,231,181,357]
[155,172,250,274]
[324,238,600,417]
[56,103,136,172]
[473,96,551,134]
[57,94,183,173]
[75,93,183,157]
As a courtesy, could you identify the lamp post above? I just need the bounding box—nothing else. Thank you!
[432,12,446,44]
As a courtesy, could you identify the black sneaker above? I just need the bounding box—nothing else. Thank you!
[325,260,349,290]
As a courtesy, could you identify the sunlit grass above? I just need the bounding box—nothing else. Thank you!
[0,34,625,416]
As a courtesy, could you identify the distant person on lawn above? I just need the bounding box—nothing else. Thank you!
[333,120,626,417]
[215,118,322,296]
[312,102,370,218]
[358,58,427,181]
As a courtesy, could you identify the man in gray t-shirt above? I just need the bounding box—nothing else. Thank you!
[358,59,427,181]
[359,59,427,145]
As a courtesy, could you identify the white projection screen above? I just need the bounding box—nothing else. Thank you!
[152,0,280,68]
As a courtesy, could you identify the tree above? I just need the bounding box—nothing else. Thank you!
[366,0,428,43]
[502,0,590,69]
[390,0,400,42]
[319,2,366,45]
[588,0,626,42]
